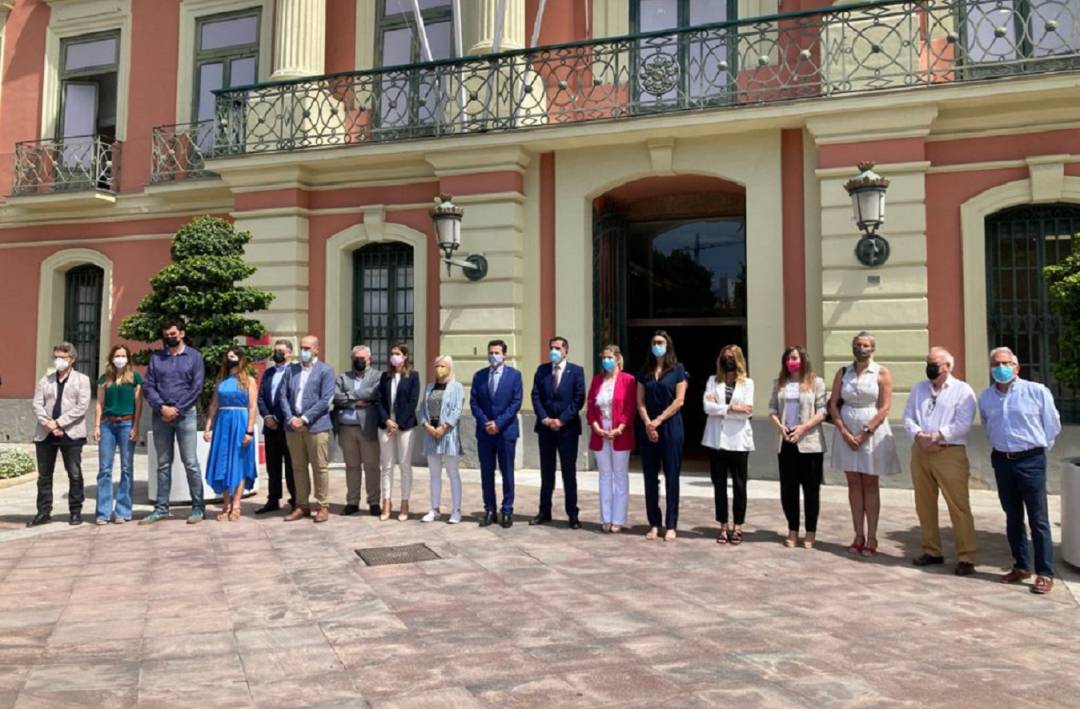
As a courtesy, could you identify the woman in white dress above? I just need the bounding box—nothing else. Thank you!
[829,332,900,556]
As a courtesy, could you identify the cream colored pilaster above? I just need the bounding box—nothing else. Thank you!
[272,0,326,80]
[231,208,310,342]
[465,0,525,54]
[426,146,531,384]
[809,108,937,418]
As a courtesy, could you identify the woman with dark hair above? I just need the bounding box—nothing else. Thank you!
[377,342,421,521]
[636,330,687,542]
[93,344,143,524]
[768,346,828,549]
[702,344,754,545]
[203,348,258,521]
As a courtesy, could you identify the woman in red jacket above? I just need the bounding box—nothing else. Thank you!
[587,344,637,533]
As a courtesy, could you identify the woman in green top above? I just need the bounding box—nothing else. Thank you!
[93,344,143,524]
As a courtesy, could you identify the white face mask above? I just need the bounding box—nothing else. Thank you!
[112,357,128,369]
[54,357,70,372]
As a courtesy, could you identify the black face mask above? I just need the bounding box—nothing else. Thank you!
[720,358,737,372]
[925,363,941,380]
[272,351,286,364]
[226,359,239,370]
[353,358,367,372]
[853,346,872,361]
[164,336,180,348]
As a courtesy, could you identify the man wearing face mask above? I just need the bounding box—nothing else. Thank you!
[470,339,524,528]
[334,344,383,516]
[529,336,586,528]
[281,335,336,523]
[29,342,91,526]
[256,339,298,514]
[902,347,978,576]
[141,320,206,525]
[978,346,1062,595]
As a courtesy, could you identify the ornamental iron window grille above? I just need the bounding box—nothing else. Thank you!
[63,265,104,395]
[352,243,415,369]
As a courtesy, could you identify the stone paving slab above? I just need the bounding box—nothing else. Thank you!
[0,453,1077,708]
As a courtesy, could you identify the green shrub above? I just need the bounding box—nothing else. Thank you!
[0,449,35,479]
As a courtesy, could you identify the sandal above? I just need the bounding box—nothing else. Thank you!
[716,528,729,545]
[1030,576,1054,595]
[645,527,659,540]
[848,536,865,555]
[784,531,797,548]
[729,529,743,546]
[216,508,230,522]
[228,507,241,522]
[610,525,621,534]
[861,539,878,556]
[664,529,677,542]
[802,534,815,550]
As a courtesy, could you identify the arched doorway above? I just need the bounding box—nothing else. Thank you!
[594,175,747,458]
[352,242,414,368]
[985,202,1080,423]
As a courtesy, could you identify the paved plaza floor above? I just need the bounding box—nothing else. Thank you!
[0,449,1078,708]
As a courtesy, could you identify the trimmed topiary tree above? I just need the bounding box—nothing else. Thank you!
[1045,233,1080,398]
[119,215,275,411]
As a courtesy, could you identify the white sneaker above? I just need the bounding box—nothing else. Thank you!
[448,510,462,524]
[421,510,440,523]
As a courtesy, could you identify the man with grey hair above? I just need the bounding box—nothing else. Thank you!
[29,342,92,526]
[334,344,382,516]
[902,346,978,575]
[978,346,1061,595]
[256,338,297,514]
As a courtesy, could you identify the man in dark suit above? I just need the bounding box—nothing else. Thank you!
[530,336,586,528]
[470,339,523,528]
[255,339,297,514]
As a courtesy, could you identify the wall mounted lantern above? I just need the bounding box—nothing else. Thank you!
[843,162,891,267]
[431,194,487,281]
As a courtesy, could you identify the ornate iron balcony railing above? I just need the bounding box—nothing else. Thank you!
[211,0,1079,156]
[151,121,217,184]
[12,135,120,195]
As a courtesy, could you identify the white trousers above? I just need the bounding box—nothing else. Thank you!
[378,427,414,501]
[596,417,630,525]
[427,454,462,513]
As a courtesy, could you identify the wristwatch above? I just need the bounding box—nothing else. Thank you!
[862,425,872,435]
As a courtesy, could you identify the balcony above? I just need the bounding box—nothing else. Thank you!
[11,135,120,196]
[207,0,1080,159]
[150,121,217,184]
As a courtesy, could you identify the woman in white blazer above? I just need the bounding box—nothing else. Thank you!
[702,344,754,545]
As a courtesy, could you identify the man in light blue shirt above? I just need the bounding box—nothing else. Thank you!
[978,346,1062,595]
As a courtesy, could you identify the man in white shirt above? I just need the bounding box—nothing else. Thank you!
[902,346,978,576]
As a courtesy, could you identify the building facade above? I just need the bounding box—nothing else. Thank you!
[0,0,1078,487]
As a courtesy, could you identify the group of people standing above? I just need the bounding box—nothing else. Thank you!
[28,322,1062,595]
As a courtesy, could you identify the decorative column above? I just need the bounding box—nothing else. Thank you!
[467,0,526,54]
[272,0,326,80]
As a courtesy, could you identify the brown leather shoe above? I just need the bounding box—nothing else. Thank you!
[284,507,310,522]
[1030,576,1054,595]
[313,506,329,523]
[999,568,1032,584]
[954,562,976,576]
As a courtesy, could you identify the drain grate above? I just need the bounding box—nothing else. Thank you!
[355,543,442,566]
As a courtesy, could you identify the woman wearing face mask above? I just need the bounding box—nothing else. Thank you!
[702,345,754,545]
[203,349,258,521]
[829,332,900,555]
[586,345,636,533]
[420,355,465,524]
[376,342,421,521]
[637,330,688,542]
[768,346,827,549]
[93,345,143,524]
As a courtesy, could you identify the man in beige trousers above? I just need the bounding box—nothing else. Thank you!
[902,346,978,576]
[281,336,336,523]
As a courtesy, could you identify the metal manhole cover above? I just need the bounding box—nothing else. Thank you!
[355,543,442,566]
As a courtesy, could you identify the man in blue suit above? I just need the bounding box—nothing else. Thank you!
[255,339,297,514]
[280,335,336,523]
[530,336,586,528]
[470,339,523,528]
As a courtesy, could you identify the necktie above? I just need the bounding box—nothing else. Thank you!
[489,369,496,397]
[552,364,559,393]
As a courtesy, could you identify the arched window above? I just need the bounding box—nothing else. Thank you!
[986,203,1080,422]
[63,264,104,391]
[352,242,414,368]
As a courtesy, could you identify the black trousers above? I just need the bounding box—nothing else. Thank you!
[709,448,749,525]
[264,425,296,507]
[640,427,683,530]
[778,441,823,533]
[35,442,84,515]
[537,428,579,518]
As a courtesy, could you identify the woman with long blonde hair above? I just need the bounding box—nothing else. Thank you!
[93,344,143,524]
[419,355,465,524]
[702,344,755,545]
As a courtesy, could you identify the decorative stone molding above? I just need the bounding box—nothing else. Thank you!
[647,138,676,175]
[35,248,114,382]
[1026,154,1068,202]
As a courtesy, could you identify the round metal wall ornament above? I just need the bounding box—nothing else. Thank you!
[855,234,890,267]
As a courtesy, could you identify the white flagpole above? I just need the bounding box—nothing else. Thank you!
[492,0,507,53]
[530,0,548,48]
[410,0,433,62]
[453,0,466,131]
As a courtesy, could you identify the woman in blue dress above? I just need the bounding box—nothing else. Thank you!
[203,349,258,521]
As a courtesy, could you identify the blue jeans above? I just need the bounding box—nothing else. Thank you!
[152,408,203,514]
[96,419,134,520]
[992,451,1055,577]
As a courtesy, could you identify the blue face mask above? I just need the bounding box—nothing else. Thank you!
[299,350,313,364]
[601,357,616,372]
[549,349,563,364]
[651,343,667,358]
[991,364,1015,384]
